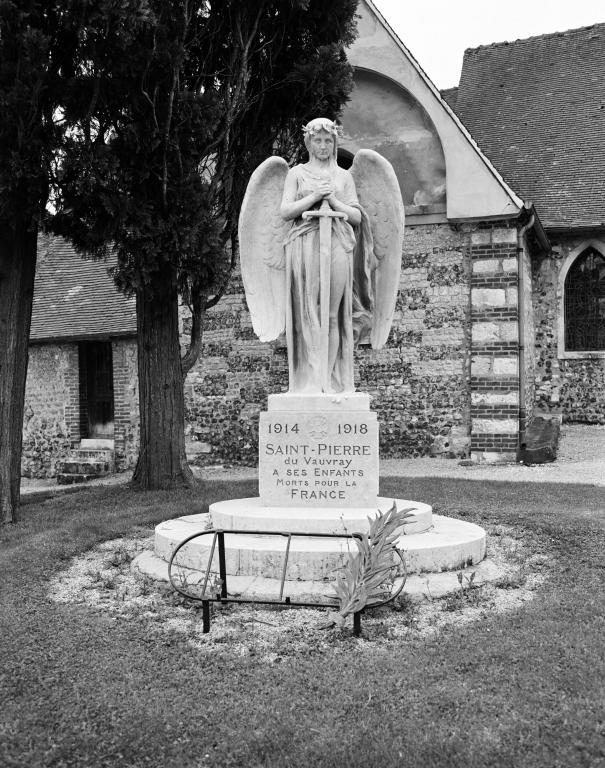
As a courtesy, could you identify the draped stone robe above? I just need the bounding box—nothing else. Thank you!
[283,164,375,393]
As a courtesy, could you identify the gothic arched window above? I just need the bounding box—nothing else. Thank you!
[564,247,605,351]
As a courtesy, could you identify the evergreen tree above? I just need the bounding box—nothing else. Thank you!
[0,1,89,523]
[53,0,358,489]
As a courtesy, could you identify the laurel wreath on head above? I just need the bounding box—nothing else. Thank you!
[330,501,415,627]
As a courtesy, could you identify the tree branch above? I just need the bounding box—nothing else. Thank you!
[181,286,204,375]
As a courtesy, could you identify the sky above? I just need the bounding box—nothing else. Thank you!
[371,0,605,89]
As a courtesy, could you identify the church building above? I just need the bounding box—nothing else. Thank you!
[442,20,605,424]
[22,0,605,477]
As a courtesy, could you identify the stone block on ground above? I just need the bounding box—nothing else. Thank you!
[518,416,560,464]
[57,473,97,485]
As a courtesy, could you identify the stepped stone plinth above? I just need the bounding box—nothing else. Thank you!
[135,394,487,598]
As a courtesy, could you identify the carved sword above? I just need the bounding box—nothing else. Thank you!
[303,198,347,392]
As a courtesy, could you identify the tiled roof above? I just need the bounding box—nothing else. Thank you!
[30,236,136,342]
[440,87,458,111]
[453,24,605,230]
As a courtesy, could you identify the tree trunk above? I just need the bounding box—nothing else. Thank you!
[0,224,38,523]
[131,260,196,489]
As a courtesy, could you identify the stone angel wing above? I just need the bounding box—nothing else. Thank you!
[238,156,290,342]
[351,149,405,348]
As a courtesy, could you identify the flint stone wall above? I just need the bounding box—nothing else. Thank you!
[111,339,139,470]
[532,236,605,424]
[183,222,473,464]
[22,339,139,478]
[21,344,79,478]
[24,220,555,473]
[521,238,536,429]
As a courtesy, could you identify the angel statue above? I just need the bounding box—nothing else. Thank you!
[239,117,404,394]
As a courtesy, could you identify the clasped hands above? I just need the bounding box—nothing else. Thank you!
[314,179,337,207]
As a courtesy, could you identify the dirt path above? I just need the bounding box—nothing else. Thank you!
[379,424,605,485]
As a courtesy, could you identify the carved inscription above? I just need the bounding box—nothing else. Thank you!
[259,411,379,508]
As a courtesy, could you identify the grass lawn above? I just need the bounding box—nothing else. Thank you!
[1,477,604,768]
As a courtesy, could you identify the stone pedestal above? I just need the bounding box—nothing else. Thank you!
[259,393,378,507]
[153,506,486,581]
[137,390,488,595]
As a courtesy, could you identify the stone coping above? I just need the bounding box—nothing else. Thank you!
[267,392,371,412]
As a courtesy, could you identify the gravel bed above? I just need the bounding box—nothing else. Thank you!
[48,522,550,656]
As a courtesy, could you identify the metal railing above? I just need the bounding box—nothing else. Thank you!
[168,528,407,636]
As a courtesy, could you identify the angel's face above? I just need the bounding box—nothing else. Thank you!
[307,130,335,161]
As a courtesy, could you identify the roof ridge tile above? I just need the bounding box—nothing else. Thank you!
[465,21,605,55]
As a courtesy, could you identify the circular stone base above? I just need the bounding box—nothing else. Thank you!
[133,548,502,603]
[210,496,433,535]
[152,497,486,580]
